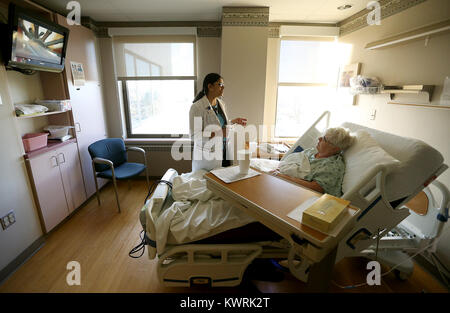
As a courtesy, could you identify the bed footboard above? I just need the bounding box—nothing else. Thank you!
[140,168,178,259]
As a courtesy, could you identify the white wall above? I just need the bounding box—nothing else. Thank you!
[0,68,44,271]
[196,37,221,93]
[335,0,450,189]
[221,26,268,130]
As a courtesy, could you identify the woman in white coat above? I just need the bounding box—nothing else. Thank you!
[189,73,247,171]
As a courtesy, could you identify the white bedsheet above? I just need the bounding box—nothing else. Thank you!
[249,158,280,172]
[278,152,311,179]
[154,170,255,254]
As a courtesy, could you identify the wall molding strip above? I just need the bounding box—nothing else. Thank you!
[338,0,428,36]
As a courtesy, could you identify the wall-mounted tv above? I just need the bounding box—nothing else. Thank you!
[4,4,69,73]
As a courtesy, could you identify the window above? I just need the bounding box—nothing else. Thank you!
[115,38,196,137]
[275,39,341,138]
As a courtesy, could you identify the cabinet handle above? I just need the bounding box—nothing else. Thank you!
[57,153,66,164]
[50,156,58,167]
[75,122,81,132]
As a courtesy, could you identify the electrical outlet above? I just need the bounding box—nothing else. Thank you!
[1,215,10,230]
[1,211,15,230]
[8,211,16,224]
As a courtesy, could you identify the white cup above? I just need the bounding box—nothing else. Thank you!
[237,149,251,175]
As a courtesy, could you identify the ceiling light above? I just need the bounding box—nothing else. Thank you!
[337,4,353,10]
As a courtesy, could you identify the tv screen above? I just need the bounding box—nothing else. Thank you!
[6,4,69,73]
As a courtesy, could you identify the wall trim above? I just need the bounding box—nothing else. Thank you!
[197,26,222,37]
[338,0,428,36]
[82,17,110,38]
[268,26,280,38]
[222,7,270,27]
[0,236,45,286]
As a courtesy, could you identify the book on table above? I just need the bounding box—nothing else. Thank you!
[302,193,350,233]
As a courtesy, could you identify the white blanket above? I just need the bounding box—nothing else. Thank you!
[249,158,280,172]
[278,152,311,179]
[154,170,255,254]
[249,154,311,179]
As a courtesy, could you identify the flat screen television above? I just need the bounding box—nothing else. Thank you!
[4,4,69,73]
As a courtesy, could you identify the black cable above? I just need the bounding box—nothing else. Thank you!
[129,230,146,258]
[144,179,173,204]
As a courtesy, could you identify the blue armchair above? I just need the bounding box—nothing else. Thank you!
[88,138,149,213]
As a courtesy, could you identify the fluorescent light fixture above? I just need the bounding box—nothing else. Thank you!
[366,19,450,50]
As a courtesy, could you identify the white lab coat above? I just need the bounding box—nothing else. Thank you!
[189,96,232,171]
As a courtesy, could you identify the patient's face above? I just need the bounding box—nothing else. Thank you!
[317,136,340,156]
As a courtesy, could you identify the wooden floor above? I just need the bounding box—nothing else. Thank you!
[0,179,447,293]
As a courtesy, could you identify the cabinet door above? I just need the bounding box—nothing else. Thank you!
[57,142,87,214]
[57,14,108,198]
[71,82,108,197]
[29,151,69,233]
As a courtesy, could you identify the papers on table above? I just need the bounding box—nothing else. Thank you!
[210,166,260,183]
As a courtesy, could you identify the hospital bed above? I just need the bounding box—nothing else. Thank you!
[139,111,448,288]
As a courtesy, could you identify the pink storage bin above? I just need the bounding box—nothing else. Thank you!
[22,133,49,152]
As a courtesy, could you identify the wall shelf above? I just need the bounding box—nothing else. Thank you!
[16,110,71,119]
[365,19,450,50]
[381,85,435,102]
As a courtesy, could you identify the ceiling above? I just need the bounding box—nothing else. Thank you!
[34,0,371,24]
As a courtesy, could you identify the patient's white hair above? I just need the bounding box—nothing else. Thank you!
[323,127,355,151]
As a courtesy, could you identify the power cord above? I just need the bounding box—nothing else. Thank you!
[144,179,173,204]
[129,229,147,258]
[129,179,173,259]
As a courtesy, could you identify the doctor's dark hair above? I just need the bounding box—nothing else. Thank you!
[193,73,223,103]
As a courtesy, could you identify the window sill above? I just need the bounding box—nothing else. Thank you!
[271,138,297,145]
[124,137,191,145]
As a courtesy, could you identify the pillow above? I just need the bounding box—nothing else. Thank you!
[342,130,399,199]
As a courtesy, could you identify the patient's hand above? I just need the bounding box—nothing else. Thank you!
[269,169,281,176]
[271,170,324,194]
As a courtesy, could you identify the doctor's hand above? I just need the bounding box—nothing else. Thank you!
[231,117,247,126]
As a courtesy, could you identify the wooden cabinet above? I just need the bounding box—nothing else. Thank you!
[40,13,108,198]
[26,142,86,233]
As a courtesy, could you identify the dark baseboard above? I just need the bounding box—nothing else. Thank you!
[0,236,45,286]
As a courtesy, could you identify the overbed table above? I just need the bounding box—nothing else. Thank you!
[205,168,360,292]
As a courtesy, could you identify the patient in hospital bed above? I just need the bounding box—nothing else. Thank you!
[270,127,355,197]
[153,127,355,254]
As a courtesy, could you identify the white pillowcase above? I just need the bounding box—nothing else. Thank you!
[342,130,399,198]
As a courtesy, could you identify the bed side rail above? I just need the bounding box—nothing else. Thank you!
[281,111,330,161]
[391,164,448,210]
[337,161,410,261]
[338,162,448,262]
[342,161,398,211]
